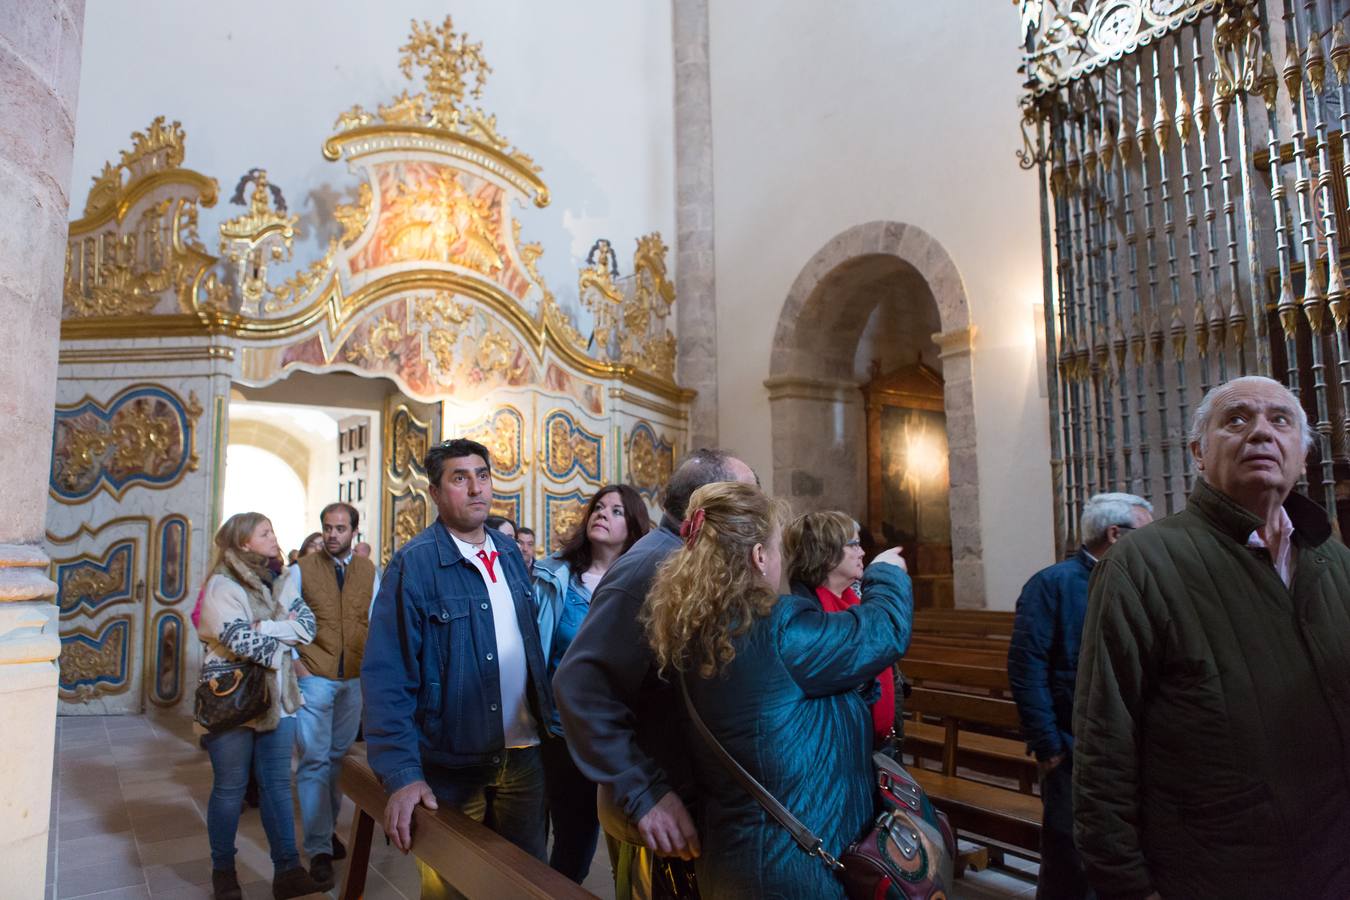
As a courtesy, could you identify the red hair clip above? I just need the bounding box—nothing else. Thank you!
[679,508,707,548]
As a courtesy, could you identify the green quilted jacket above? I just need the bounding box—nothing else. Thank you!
[1072,479,1350,900]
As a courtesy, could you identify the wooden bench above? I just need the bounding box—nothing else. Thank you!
[911,769,1042,854]
[898,661,1035,794]
[913,609,1016,639]
[904,686,1042,860]
[339,746,598,900]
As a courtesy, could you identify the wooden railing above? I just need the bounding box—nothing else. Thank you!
[339,746,599,900]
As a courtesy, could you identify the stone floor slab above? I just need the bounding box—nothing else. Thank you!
[55,856,145,900]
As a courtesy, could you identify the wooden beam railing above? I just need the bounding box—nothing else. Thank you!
[339,746,599,900]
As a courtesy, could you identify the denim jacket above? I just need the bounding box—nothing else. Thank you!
[361,522,554,792]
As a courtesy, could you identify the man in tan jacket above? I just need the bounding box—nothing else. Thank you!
[291,502,380,888]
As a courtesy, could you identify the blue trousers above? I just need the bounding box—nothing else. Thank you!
[1039,759,1094,900]
[203,718,300,873]
[542,734,600,883]
[417,746,547,899]
[295,675,363,858]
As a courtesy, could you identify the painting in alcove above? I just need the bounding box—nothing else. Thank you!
[878,405,953,608]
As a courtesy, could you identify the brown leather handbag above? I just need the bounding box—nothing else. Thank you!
[194,664,269,732]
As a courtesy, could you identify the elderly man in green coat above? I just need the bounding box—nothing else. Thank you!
[1072,375,1350,900]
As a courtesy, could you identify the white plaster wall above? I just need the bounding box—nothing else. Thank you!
[70,1,675,321]
[707,2,1053,608]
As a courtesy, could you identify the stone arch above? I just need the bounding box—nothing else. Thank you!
[766,221,984,607]
[226,418,312,487]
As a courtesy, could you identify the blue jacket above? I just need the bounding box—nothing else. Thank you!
[532,553,572,666]
[361,522,554,792]
[1007,547,1094,761]
[685,563,913,900]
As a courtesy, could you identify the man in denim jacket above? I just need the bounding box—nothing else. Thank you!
[362,438,553,895]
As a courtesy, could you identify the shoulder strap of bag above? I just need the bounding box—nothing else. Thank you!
[678,674,843,872]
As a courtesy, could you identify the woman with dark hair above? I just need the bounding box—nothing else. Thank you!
[196,513,323,900]
[641,483,912,899]
[485,514,517,539]
[297,531,324,559]
[783,511,896,748]
[533,484,650,882]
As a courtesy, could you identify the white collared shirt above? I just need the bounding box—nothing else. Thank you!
[1247,506,1296,588]
[451,531,538,749]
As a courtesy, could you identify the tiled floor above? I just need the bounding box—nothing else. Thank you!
[48,712,1034,899]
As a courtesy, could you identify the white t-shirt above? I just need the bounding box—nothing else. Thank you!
[451,532,538,749]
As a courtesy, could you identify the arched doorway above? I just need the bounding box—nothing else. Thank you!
[766,221,984,608]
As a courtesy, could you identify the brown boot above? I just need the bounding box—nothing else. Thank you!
[211,868,242,900]
[272,865,325,899]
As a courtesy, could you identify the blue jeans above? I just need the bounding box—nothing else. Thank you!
[417,746,546,899]
[203,718,300,873]
[295,675,363,858]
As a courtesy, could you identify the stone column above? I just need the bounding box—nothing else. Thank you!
[0,2,86,895]
[672,0,719,447]
[934,326,986,609]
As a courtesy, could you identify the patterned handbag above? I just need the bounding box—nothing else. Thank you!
[837,752,956,898]
[680,677,955,900]
[194,663,269,732]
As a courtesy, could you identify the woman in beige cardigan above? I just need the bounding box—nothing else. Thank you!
[196,512,323,900]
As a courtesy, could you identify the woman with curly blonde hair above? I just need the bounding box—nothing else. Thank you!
[641,482,912,900]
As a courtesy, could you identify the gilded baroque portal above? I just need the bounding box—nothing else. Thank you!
[51,16,690,711]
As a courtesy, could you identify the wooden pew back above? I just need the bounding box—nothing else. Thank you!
[339,747,598,900]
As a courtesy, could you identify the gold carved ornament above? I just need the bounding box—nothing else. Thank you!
[59,621,131,698]
[579,239,625,353]
[218,169,298,314]
[463,410,522,475]
[54,391,203,498]
[578,234,679,380]
[489,492,522,522]
[64,116,220,319]
[545,415,601,482]
[551,501,586,549]
[421,297,530,387]
[61,554,129,612]
[326,15,545,198]
[218,172,371,316]
[627,427,674,494]
[345,312,406,366]
[394,497,428,548]
[391,411,430,478]
[622,233,677,380]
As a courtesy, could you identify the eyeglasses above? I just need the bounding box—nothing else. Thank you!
[845,539,862,547]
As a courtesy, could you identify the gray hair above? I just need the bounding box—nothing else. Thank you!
[1188,375,1315,454]
[1081,493,1153,546]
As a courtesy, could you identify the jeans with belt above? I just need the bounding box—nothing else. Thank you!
[202,718,300,873]
[416,746,547,899]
